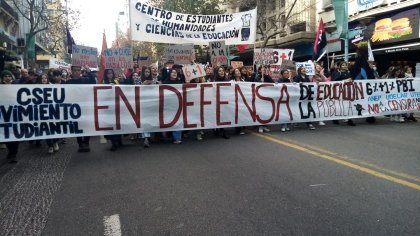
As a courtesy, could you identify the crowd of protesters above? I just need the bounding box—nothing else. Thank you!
[0,57,418,163]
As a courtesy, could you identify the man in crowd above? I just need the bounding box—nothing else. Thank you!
[66,65,96,152]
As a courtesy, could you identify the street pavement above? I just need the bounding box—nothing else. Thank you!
[0,117,419,235]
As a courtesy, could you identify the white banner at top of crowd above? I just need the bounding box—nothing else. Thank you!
[129,0,257,45]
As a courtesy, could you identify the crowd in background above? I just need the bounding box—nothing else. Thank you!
[0,56,418,163]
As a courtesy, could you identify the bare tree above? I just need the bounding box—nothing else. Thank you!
[9,0,78,66]
[233,0,317,48]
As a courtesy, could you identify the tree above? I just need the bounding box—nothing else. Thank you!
[232,0,316,48]
[9,0,78,66]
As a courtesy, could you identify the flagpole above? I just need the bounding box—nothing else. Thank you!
[326,48,330,71]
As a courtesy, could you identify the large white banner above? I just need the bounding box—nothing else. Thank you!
[129,0,257,45]
[1,79,419,141]
[49,58,71,71]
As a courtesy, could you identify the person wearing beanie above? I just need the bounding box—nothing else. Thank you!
[1,70,14,84]
[1,70,19,163]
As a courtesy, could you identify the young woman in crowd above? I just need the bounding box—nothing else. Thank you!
[278,69,292,132]
[103,69,123,151]
[254,65,273,133]
[163,68,184,144]
[331,62,356,126]
[231,68,247,135]
[293,66,316,130]
[389,67,406,123]
[141,66,158,147]
[311,63,330,126]
[212,66,230,139]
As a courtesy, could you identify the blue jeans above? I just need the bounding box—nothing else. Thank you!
[172,131,182,141]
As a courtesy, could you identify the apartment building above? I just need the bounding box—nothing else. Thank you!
[320,0,420,74]
[225,0,318,64]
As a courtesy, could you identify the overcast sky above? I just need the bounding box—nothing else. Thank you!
[69,0,124,49]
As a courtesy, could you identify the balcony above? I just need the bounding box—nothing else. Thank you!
[0,0,18,19]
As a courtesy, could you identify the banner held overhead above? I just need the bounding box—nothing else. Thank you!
[129,0,257,45]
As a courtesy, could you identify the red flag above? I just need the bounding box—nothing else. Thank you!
[66,27,75,54]
[97,31,107,84]
[313,18,327,60]
[236,44,249,53]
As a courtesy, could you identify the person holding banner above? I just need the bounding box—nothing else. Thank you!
[212,66,230,139]
[332,62,356,126]
[67,65,96,152]
[279,70,292,132]
[293,66,316,130]
[311,63,330,126]
[163,68,184,144]
[1,70,19,163]
[231,68,247,135]
[102,69,124,151]
[255,65,273,133]
[240,67,252,82]
[141,66,158,147]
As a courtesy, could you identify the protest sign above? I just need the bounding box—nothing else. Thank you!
[104,47,133,69]
[165,44,196,64]
[49,58,71,71]
[254,48,274,66]
[296,62,315,75]
[71,45,98,68]
[273,49,294,65]
[129,0,257,45]
[231,61,244,69]
[137,56,151,68]
[210,41,227,66]
[182,64,206,82]
[1,79,419,142]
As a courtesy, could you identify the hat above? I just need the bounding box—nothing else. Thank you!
[172,64,183,69]
[1,70,13,78]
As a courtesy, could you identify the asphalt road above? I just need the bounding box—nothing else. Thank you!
[0,117,419,235]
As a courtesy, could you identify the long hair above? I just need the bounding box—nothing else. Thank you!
[141,66,152,81]
[213,66,225,82]
[103,69,115,84]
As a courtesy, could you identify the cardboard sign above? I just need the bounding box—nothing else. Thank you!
[137,56,151,68]
[253,48,274,65]
[209,41,228,66]
[104,47,133,69]
[273,49,294,65]
[165,44,196,64]
[296,62,315,75]
[182,64,206,82]
[231,61,244,69]
[71,45,98,68]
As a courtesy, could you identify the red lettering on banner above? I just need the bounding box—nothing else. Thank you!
[216,83,232,126]
[275,84,293,121]
[159,85,182,128]
[234,83,256,124]
[255,84,275,124]
[182,83,198,128]
[200,83,213,127]
[115,87,141,129]
[93,86,113,131]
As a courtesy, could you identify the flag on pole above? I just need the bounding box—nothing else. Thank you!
[66,27,75,54]
[368,40,375,62]
[313,18,327,60]
[97,31,107,84]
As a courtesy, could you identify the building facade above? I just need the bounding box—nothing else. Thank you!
[320,0,420,75]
